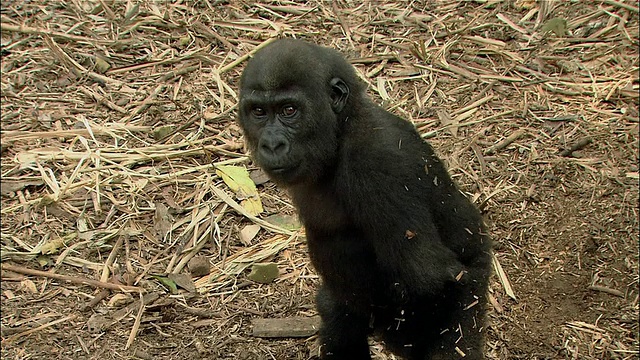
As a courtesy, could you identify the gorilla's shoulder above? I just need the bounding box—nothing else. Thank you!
[339,111,424,175]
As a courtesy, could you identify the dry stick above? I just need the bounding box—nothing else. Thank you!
[1,264,143,292]
[217,37,277,74]
[452,95,494,116]
[120,84,166,123]
[603,0,639,13]
[493,254,516,300]
[43,37,123,86]
[172,205,228,274]
[157,113,202,142]
[485,130,526,155]
[559,137,592,157]
[331,2,355,48]
[2,125,152,142]
[125,292,145,350]
[159,65,200,82]
[193,21,235,50]
[210,185,293,236]
[79,87,127,114]
[0,23,114,44]
[108,47,206,75]
[588,285,625,298]
[2,314,76,344]
[496,13,533,41]
[81,289,111,312]
[100,235,125,283]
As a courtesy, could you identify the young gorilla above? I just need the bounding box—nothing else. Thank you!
[237,39,492,359]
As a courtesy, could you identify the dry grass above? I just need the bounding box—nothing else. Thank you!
[1,1,638,359]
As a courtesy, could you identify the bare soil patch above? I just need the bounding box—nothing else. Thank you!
[1,1,638,359]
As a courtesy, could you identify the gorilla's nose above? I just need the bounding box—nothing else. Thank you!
[259,133,290,158]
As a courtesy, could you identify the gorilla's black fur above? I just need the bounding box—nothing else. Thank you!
[238,38,492,360]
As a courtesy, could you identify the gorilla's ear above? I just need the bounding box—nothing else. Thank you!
[329,78,349,113]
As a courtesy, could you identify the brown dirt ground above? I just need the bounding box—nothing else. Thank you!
[1,1,638,360]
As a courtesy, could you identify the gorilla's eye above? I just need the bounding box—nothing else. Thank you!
[252,107,266,117]
[282,105,297,117]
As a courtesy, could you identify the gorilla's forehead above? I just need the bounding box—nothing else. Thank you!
[241,39,327,92]
[243,60,322,91]
[241,88,305,105]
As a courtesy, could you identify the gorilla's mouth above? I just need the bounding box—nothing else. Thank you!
[264,163,302,183]
[263,159,300,175]
[269,167,290,174]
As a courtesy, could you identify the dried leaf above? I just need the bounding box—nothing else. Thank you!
[376,77,390,101]
[178,36,191,48]
[41,232,76,255]
[239,224,261,245]
[153,125,174,140]
[437,109,458,137]
[20,279,38,293]
[168,273,196,293]
[77,215,89,232]
[188,256,210,277]
[153,203,173,241]
[108,293,133,307]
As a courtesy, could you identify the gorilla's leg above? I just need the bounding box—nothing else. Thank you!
[316,286,371,359]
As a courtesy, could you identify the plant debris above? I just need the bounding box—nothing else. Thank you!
[1,1,637,359]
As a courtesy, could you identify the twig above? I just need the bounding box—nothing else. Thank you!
[100,235,124,282]
[43,37,123,86]
[559,137,592,157]
[218,37,277,74]
[492,254,516,300]
[603,0,639,13]
[79,87,127,114]
[125,292,145,350]
[485,130,526,155]
[120,84,166,123]
[588,285,625,298]
[0,23,128,45]
[81,289,111,312]
[1,315,76,344]
[1,263,143,292]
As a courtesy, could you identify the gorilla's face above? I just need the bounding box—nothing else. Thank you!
[238,89,336,185]
[238,40,351,186]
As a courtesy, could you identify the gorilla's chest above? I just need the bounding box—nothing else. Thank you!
[306,227,382,302]
[291,185,348,232]
[292,185,387,302]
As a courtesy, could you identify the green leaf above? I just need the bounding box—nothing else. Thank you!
[541,17,567,37]
[94,55,111,74]
[216,165,263,216]
[264,214,301,231]
[152,275,178,294]
[247,263,279,284]
[178,36,191,48]
[37,255,52,268]
[153,125,174,140]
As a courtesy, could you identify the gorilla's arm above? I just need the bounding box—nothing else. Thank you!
[336,135,465,298]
